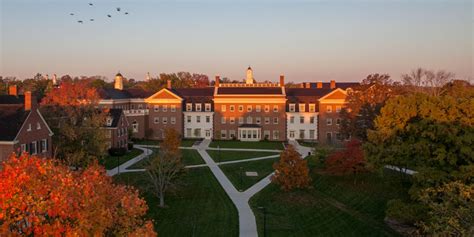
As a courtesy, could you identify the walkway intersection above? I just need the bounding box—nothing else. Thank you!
[107,139,311,237]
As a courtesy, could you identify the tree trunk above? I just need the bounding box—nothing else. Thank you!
[159,191,165,207]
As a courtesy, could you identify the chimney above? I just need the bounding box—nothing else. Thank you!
[24,91,35,111]
[279,75,285,87]
[317,82,323,89]
[330,80,336,89]
[215,76,220,87]
[9,85,18,96]
[305,82,311,88]
[167,79,172,89]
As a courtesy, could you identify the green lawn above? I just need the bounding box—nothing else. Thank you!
[209,140,284,150]
[132,139,198,147]
[249,156,410,236]
[114,167,238,237]
[298,141,317,148]
[207,150,280,162]
[128,149,204,169]
[220,158,278,191]
[100,148,143,170]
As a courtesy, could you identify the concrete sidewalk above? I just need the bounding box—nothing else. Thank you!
[106,146,153,176]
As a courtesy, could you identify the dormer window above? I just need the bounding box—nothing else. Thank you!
[196,104,202,112]
[205,103,211,112]
[299,104,306,112]
[289,104,295,112]
[309,104,316,113]
[186,103,192,112]
[106,117,113,126]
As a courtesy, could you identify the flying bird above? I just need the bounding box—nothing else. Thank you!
[90,19,94,21]
[107,14,112,17]
[78,20,83,24]
[89,3,93,6]
[116,7,121,12]
[125,12,129,15]
[70,13,74,16]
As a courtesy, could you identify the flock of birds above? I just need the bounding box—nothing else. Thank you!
[71,3,129,24]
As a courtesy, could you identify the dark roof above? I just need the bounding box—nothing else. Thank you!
[98,88,153,99]
[174,88,214,97]
[0,95,24,104]
[238,124,261,128]
[116,72,123,77]
[105,109,123,127]
[217,87,283,95]
[0,105,30,141]
[303,82,359,90]
[126,88,154,98]
[286,88,333,97]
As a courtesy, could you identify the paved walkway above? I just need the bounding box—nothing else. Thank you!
[385,165,417,175]
[106,146,153,176]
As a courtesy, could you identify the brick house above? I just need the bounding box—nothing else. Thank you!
[0,86,54,161]
[103,108,129,150]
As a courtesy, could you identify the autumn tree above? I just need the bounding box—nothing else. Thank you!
[41,80,108,167]
[142,72,210,91]
[402,68,455,96]
[0,153,156,236]
[271,145,311,191]
[340,73,401,141]
[325,140,367,176]
[365,91,474,235]
[145,128,184,207]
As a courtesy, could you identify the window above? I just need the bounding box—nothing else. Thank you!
[336,118,341,125]
[247,116,253,124]
[273,105,278,112]
[194,128,201,137]
[256,117,261,124]
[132,121,138,133]
[154,105,159,112]
[187,116,191,123]
[299,130,305,139]
[230,105,235,112]
[326,132,332,142]
[205,103,211,112]
[300,116,304,124]
[299,104,305,112]
[30,141,37,155]
[326,118,332,125]
[229,130,236,139]
[309,104,316,113]
[221,117,226,124]
[264,130,270,139]
[21,144,27,153]
[290,116,294,124]
[336,106,342,113]
[289,104,295,112]
[41,139,48,153]
[238,105,244,112]
[256,105,261,112]
[309,130,315,139]
[154,117,160,124]
[36,122,41,130]
[273,117,279,124]
[162,117,168,124]
[106,117,113,126]
[196,104,202,112]
[247,105,252,112]
[230,117,235,124]
[187,128,192,137]
[221,105,226,112]
[265,117,270,124]
[206,116,210,123]
[310,116,315,124]
[170,105,176,112]
[336,133,343,140]
[162,105,168,112]
[138,104,143,109]
[289,130,295,138]
[27,123,32,132]
[171,117,176,124]
[273,130,279,140]
[239,117,244,124]
[221,130,227,139]
[196,116,201,123]
[326,106,332,113]
[264,105,270,112]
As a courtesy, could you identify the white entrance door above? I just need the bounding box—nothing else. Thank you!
[205,130,211,138]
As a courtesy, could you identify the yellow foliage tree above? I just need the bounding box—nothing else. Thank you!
[271,145,311,191]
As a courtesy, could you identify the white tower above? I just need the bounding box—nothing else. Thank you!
[246,66,254,84]
[52,74,57,85]
[114,72,124,90]
[146,72,151,81]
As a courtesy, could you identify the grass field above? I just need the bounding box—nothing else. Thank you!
[207,150,279,162]
[209,140,284,150]
[249,161,410,237]
[100,148,143,170]
[114,167,238,237]
[129,149,204,169]
[132,139,199,147]
[220,158,278,191]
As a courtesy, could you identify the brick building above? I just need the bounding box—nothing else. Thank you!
[97,68,358,145]
[103,108,129,150]
[0,86,54,161]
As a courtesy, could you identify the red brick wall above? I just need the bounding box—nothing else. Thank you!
[147,103,183,139]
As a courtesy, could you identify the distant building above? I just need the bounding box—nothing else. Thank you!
[0,86,54,161]
[97,67,358,145]
[103,108,129,150]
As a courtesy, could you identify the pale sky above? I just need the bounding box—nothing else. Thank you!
[1,0,472,83]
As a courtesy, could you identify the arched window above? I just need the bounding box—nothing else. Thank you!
[132,121,139,133]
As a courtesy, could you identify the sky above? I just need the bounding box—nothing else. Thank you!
[1,0,472,83]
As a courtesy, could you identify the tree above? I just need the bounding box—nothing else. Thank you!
[325,140,367,176]
[145,128,183,207]
[0,153,156,236]
[41,80,108,167]
[402,68,455,96]
[271,145,311,191]
[340,73,401,141]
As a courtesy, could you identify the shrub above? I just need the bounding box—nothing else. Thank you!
[108,148,127,156]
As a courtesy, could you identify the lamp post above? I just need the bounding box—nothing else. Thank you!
[217,145,221,163]
[239,166,243,191]
[258,206,267,237]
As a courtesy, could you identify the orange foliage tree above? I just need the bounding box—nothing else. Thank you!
[0,153,156,236]
[271,145,311,191]
[41,80,100,106]
[325,139,367,175]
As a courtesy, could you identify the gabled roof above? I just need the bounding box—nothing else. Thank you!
[0,105,30,141]
[105,109,125,128]
[98,88,153,100]
[174,88,214,103]
[216,87,284,95]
